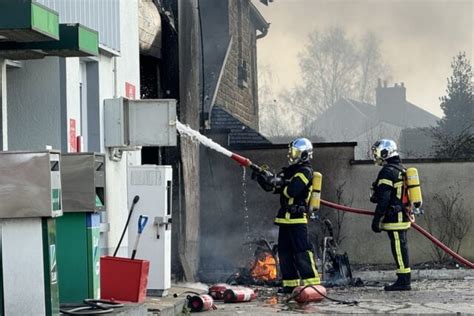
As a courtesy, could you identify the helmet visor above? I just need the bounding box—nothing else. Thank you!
[288,146,300,164]
[371,146,383,165]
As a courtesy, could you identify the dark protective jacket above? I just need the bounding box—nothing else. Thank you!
[272,162,313,225]
[372,156,411,230]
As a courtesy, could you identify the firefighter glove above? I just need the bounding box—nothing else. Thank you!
[371,214,382,233]
[251,170,259,180]
[269,175,286,189]
[254,173,275,192]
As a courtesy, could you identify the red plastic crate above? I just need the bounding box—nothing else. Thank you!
[100,256,150,303]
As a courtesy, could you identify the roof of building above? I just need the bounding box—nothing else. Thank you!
[249,0,270,33]
[314,95,439,142]
[343,98,377,119]
[210,106,272,149]
[403,101,439,126]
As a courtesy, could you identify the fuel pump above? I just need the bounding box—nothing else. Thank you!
[0,150,62,315]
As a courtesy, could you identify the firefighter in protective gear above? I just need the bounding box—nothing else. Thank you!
[370,139,411,291]
[251,137,321,294]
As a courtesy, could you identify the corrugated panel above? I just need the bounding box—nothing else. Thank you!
[36,0,120,52]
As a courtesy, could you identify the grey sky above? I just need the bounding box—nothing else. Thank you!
[254,0,473,117]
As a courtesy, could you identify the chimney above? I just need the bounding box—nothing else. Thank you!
[376,80,407,125]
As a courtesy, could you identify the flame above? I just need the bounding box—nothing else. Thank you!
[250,252,277,282]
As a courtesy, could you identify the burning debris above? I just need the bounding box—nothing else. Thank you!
[190,224,360,313]
[224,220,359,289]
[250,251,277,282]
[226,238,280,286]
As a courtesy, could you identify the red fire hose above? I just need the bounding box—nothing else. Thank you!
[320,199,474,269]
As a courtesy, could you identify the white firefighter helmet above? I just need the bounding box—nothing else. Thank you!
[288,137,313,165]
[371,139,399,165]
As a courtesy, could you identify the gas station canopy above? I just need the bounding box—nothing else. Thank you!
[0,1,59,42]
[0,1,99,59]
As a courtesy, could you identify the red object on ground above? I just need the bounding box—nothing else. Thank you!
[188,294,215,312]
[320,199,474,269]
[223,287,256,303]
[100,256,150,303]
[230,153,251,167]
[292,285,327,303]
[209,283,233,300]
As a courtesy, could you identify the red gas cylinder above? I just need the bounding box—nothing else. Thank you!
[223,287,257,303]
[292,285,327,304]
[209,283,232,300]
[187,294,215,312]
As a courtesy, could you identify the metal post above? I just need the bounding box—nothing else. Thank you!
[0,59,7,150]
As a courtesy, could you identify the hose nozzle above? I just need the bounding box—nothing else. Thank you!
[230,153,252,167]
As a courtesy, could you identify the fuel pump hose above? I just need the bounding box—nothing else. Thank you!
[320,199,474,269]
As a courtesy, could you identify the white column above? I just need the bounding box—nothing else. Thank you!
[0,59,7,150]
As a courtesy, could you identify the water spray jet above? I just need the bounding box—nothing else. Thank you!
[176,120,266,173]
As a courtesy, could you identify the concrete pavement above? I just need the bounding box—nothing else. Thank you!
[205,278,474,315]
[107,270,474,315]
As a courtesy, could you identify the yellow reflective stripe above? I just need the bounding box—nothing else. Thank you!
[398,211,403,223]
[283,187,295,205]
[285,211,291,220]
[274,215,308,224]
[303,277,321,285]
[382,222,411,230]
[303,251,321,285]
[378,179,393,187]
[293,172,310,185]
[306,185,312,203]
[397,267,411,274]
[395,181,403,199]
[393,232,406,272]
[283,279,300,287]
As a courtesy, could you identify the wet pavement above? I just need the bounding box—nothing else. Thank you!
[204,279,474,315]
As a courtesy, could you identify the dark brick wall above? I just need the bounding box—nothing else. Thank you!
[214,0,259,130]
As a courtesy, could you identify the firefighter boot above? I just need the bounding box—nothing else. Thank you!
[384,273,411,291]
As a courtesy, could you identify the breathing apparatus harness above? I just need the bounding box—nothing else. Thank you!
[385,163,424,221]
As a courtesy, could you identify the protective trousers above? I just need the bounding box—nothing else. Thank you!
[387,230,411,274]
[278,224,320,287]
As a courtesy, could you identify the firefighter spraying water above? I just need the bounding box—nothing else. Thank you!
[249,138,323,294]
